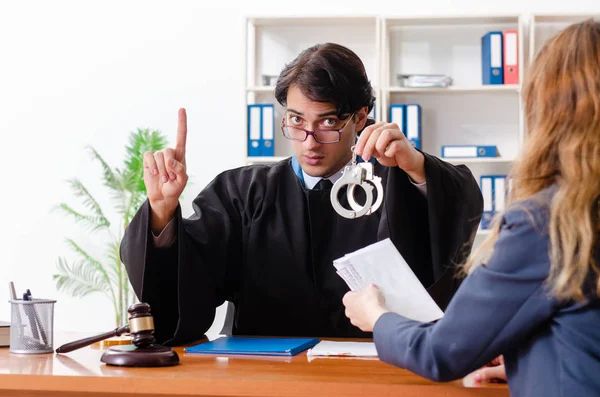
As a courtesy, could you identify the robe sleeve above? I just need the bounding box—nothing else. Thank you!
[411,152,483,309]
[120,169,250,345]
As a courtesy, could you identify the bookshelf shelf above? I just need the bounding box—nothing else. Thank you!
[246,86,275,93]
[384,85,520,94]
[441,157,514,165]
[384,15,521,27]
[246,156,289,165]
[247,16,378,27]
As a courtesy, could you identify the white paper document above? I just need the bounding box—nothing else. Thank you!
[307,341,378,357]
[334,238,444,323]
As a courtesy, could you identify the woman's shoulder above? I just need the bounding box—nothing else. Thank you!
[502,185,557,229]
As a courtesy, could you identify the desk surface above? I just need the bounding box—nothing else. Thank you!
[0,333,509,397]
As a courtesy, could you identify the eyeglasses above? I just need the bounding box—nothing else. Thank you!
[281,113,355,144]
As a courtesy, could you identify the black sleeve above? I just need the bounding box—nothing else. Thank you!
[120,171,246,345]
[421,152,483,308]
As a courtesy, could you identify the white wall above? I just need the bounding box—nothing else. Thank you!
[1,0,598,335]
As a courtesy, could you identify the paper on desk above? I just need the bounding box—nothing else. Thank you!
[334,238,444,323]
[307,341,378,357]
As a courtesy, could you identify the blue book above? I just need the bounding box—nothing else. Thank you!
[441,145,498,158]
[405,104,422,150]
[480,174,507,230]
[184,336,319,356]
[482,31,504,85]
[247,104,262,157]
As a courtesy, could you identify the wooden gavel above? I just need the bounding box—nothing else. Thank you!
[56,302,156,354]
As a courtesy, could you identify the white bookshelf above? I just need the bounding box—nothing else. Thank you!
[379,15,524,238]
[244,16,381,165]
[529,14,600,63]
[380,14,525,151]
[524,13,599,149]
[243,14,597,239]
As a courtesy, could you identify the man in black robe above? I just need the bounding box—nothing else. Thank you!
[120,43,483,345]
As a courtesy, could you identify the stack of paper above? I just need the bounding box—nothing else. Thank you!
[307,341,378,358]
[397,74,453,88]
[334,238,444,323]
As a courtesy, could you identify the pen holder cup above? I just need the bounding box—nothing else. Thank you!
[9,299,56,354]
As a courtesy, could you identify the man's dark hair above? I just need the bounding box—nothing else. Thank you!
[275,43,375,120]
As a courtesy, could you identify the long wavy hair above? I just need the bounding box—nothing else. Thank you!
[463,19,600,301]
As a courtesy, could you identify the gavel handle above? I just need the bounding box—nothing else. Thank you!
[55,325,130,353]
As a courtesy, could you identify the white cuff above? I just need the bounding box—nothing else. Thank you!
[408,176,427,197]
[151,217,176,248]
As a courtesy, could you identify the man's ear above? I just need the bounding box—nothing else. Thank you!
[355,106,371,133]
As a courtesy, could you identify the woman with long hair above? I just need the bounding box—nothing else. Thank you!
[343,19,600,397]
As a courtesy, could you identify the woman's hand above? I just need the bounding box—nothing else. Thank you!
[342,284,390,332]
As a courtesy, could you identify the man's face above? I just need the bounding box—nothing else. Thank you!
[285,85,367,177]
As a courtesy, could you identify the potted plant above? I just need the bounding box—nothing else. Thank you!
[53,128,169,327]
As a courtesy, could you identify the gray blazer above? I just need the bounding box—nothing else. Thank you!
[373,186,600,397]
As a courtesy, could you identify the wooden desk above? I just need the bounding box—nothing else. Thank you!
[0,334,509,397]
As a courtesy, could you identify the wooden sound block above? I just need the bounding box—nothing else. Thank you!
[100,344,179,367]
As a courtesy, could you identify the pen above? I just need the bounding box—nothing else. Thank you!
[9,282,17,301]
[22,290,41,342]
[24,289,48,346]
[8,281,24,338]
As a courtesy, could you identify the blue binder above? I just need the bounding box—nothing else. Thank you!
[482,32,504,85]
[405,104,422,150]
[247,104,275,157]
[389,104,407,148]
[261,104,275,157]
[441,145,498,158]
[184,336,319,357]
[480,175,507,229]
[389,104,405,127]
[247,104,262,157]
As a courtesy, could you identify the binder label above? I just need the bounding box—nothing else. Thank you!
[505,32,517,66]
[482,177,493,212]
[407,105,419,141]
[491,33,502,68]
[262,106,274,140]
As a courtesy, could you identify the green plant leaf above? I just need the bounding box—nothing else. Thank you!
[53,203,110,232]
[55,126,169,327]
[64,238,115,302]
[111,189,129,219]
[53,257,112,297]
[106,241,123,289]
[86,146,121,191]
[65,178,111,228]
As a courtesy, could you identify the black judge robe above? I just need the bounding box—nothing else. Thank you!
[120,153,483,345]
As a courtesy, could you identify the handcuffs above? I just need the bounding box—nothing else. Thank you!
[330,146,384,219]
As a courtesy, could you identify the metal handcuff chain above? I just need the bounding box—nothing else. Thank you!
[347,167,384,215]
[330,146,384,219]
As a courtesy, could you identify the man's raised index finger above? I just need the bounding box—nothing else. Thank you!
[175,108,187,158]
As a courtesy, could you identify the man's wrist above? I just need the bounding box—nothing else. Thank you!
[149,200,177,232]
[404,151,426,184]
